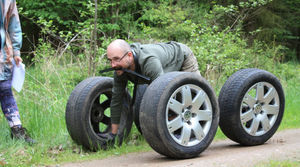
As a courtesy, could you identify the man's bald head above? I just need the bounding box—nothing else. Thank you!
[106,39,135,75]
[107,39,131,54]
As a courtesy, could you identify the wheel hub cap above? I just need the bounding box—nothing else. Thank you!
[91,107,104,123]
[254,103,262,114]
[183,109,192,122]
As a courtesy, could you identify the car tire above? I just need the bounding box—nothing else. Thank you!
[65,77,133,150]
[218,68,285,145]
[140,72,219,158]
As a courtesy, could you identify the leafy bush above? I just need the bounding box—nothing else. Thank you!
[137,2,196,41]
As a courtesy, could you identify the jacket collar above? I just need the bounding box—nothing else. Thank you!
[131,49,141,73]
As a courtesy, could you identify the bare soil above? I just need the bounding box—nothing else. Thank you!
[61,129,300,167]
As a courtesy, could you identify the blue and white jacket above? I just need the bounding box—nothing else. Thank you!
[0,0,22,80]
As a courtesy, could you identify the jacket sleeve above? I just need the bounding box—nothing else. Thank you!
[143,56,164,81]
[8,1,22,57]
[110,72,128,124]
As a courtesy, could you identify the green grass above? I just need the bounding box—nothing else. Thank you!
[0,59,152,166]
[255,159,300,167]
[279,78,300,130]
[0,58,299,166]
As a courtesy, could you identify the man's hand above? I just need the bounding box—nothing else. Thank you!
[14,56,22,67]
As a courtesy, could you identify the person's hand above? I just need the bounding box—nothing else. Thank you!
[14,56,23,67]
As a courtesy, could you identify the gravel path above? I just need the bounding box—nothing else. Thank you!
[61,129,300,167]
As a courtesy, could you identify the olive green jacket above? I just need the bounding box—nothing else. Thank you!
[110,41,192,124]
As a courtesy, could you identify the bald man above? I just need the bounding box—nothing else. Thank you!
[102,39,200,145]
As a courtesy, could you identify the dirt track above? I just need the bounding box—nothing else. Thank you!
[62,129,300,167]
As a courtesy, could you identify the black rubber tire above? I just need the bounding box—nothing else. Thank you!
[133,84,148,134]
[66,77,133,150]
[140,72,219,158]
[219,68,285,146]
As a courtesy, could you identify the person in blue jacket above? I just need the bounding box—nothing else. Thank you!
[0,0,35,144]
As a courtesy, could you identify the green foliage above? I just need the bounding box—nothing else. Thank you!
[19,0,88,31]
[213,0,300,61]
[204,0,272,31]
[137,1,208,41]
[17,0,299,63]
[179,1,292,87]
[19,0,149,40]
[188,25,278,87]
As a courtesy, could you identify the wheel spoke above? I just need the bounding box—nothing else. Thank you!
[243,94,256,108]
[101,115,111,125]
[182,85,192,106]
[261,114,271,131]
[195,110,212,121]
[180,125,191,145]
[263,105,279,115]
[240,82,281,136]
[241,109,254,123]
[256,83,264,102]
[100,99,111,109]
[92,99,102,111]
[167,116,183,133]
[250,118,260,135]
[263,88,276,104]
[167,84,213,147]
[191,90,206,110]
[169,98,184,115]
[192,122,205,140]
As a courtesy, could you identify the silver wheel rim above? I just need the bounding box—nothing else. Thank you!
[240,82,280,136]
[166,84,212,147]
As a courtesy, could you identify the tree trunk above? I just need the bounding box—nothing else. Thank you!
[89,0,98,76]
[295,28,300,61]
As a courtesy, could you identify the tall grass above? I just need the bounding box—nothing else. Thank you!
[0,58,85,166]
[0,51,151,166]
[279,69,300,130]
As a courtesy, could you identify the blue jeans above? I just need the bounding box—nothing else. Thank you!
[0,80,21,127]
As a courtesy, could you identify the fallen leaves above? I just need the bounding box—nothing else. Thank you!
[48,144,64,156]
[0,153,5,166]
[0,160,6,166]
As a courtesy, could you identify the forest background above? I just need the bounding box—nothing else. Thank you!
[0,0,299,166]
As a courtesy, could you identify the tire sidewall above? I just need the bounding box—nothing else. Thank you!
[81,78,113,149]
[67,77,132,150]
[156,73,219,157]
[133,84,148,133]
[233,70,285,144]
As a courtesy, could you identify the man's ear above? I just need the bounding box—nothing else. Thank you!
[128,51,133,57]
[128,51,135,65]
[128,51,134,61]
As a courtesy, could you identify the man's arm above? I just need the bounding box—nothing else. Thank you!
[110,73,128,125]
